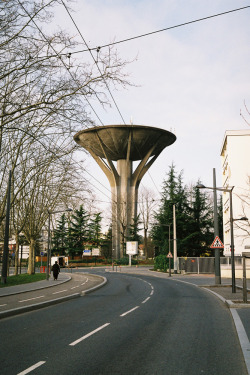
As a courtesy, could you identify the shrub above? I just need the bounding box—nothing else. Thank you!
[115,257,138,265]
[154,254,171,272]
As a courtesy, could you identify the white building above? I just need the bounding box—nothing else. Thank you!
[221,130,250,256]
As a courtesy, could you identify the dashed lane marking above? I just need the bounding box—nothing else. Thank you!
[17,361,46,375]
[18,296,44,303]
[142,297,150,304]
[69,323,110,346]
[52,289,68,295]
[120,306,139,317]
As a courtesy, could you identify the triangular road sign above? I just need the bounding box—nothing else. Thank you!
[167,251,173,258]
[210,236,224,249]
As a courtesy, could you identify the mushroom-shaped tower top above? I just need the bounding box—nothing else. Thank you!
[74,125,176,161]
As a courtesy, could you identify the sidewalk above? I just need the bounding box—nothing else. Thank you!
[0,271,107,319]
[0,272,71,297]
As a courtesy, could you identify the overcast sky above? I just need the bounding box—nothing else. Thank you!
[53,0,250,217]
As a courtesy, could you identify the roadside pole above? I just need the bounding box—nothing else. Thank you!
[1,170,12,284]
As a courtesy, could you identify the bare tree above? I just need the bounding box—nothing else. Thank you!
[0,0,133,273]
[139,187,158,258]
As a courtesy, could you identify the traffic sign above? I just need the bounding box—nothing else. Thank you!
[167,252,173,258]
[210,236,224,249]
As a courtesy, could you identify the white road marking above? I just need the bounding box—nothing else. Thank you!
[150,290,154,296]
[17,361,46,374]
[231,309,250,374]
[81,278,89,285]
[120,306,139,317]
[142,297,150,304]
[69,323,110,346]
[0,304,7,307]
[52,289,67,294]
[19,296,44,303]
[70,286,79,290]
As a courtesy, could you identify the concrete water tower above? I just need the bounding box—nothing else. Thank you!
[74,125,176,259]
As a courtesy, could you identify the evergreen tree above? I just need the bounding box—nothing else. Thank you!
[88,212,102,246]
[127,214,142,242]
[182,183,213,256]
[151,164,189,256]
[151,165,214,257]
[70,205,89,256]
[102,225,112,259]
[52,214,67,255]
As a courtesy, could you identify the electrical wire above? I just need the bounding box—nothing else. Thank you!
[17,1,104,126]
[59,1,162,197]
[60,0,126,125]
[10,6,250,63]
[46,5,250,58]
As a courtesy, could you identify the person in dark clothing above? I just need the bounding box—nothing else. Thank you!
[52,261,60,280]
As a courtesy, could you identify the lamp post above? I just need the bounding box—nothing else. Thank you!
[46,208,72,280]
[197,184,247,293]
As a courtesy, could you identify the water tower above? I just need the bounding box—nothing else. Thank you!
[74,125,176,259]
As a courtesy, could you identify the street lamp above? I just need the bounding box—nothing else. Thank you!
[197,184,247,293]
[46,208,72,280]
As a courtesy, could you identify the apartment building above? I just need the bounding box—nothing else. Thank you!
[221,130,250,256]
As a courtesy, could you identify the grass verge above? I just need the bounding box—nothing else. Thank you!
[0,273,47,288]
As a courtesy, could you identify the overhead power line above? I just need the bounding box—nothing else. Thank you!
[60,0,126,125]
[58,5,250,57]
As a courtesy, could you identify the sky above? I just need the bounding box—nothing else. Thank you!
[53,0,250,221]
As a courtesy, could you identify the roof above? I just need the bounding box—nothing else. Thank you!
[220,129,250,156]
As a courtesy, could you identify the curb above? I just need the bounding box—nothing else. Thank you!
[201,286,250,309]
[0,275,72,297]
[0,293,80,320]
[0,274,107,320]
[81,274,107,295]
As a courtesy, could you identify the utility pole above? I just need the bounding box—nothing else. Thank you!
[213,168,221,284]
[1,170,12,284]
[173,204,177,274]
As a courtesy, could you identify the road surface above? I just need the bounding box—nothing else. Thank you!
[0,270,247,375]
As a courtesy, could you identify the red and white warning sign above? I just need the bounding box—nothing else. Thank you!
[210,236,224,249]
[167,252,173,258]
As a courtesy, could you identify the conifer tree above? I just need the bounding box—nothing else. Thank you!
[151,165,214,256]
[127,215,142,242]
[152,164,189,255]
[52,214,67,255]
[70,205,89,256]
[88,212,102,246]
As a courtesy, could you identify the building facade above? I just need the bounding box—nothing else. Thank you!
[220,130,250,256]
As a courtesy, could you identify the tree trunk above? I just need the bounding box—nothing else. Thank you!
[14,232,19,275]
[144,228,148,258]
[28,238,35,274]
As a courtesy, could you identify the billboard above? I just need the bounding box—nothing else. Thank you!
[83,249,91,256]
[126,241,138,255]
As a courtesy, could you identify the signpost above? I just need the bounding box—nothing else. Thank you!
[167,251,173,277]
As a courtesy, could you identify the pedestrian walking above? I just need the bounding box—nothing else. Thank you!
[52,261,60,280]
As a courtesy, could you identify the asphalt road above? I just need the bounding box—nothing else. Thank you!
[0,270,247,375]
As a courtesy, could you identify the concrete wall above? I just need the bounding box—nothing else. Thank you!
[221,130,250,256]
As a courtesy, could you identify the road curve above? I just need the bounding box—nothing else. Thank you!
[0,271,247,375]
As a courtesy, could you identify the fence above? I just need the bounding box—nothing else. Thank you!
[178,257,250,274]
